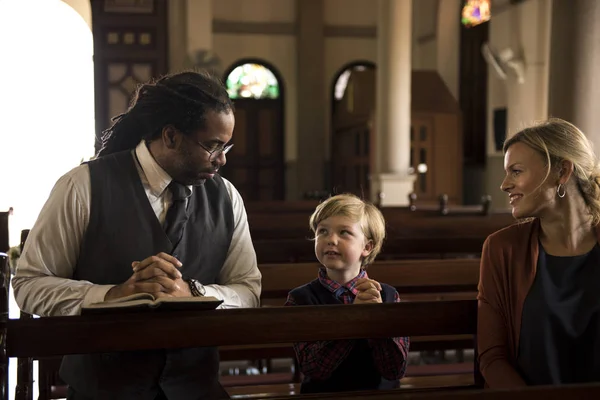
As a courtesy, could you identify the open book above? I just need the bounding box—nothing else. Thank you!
[82,293,223,314]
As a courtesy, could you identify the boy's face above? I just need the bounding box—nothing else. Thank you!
[314,215,373,277]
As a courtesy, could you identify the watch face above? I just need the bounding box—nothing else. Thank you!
[196,282,206,296]
[193,280,206,296]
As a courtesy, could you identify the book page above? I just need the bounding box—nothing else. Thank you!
[82,294,223,314]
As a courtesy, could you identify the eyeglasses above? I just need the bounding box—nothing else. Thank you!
[194,140,234,162]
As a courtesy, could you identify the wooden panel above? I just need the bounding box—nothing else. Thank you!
[92,0,168,152]
[434,114,463,204]
[232,109,248,155]
[0,211,9,253]
[411,117,435,200]
[223,99,284,201]
[264,384,600,400]
[258,108,275,157]
[6,300,477,357]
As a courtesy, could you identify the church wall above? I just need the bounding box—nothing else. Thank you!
[412,0,438,71]
[168,0,456,199]
[436,0,461,100]
[324,0,376,26]
[61,0,91,28]
[213,0,296,22]
[485,0,551,209]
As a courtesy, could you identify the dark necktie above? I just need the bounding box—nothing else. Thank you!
[163,181,190,248]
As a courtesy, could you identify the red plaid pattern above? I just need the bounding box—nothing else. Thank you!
[284,269,409,380]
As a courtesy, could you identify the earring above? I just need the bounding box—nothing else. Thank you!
[557,184,566,198]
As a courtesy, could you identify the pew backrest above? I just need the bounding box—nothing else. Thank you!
[260,259,481,299]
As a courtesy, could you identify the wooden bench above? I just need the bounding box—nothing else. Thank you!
[8,298,600,399]
[259,258,480,300]
[4,298,480,400]
[247,212,515,241]
[256,383,600,400]
[0,208,11,253]
[216,258,480,382]
[253,236,486,263]
[33,258,481,398]
[244,194,499,217]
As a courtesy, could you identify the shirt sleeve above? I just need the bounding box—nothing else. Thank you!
[284,293,356,380]
[12,167,114,317]
[367,290,409,380]
[202,179,261,309]
[477,236,526,388]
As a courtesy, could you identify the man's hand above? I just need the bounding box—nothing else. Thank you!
[104,252,192,301]
[353,278,382,304]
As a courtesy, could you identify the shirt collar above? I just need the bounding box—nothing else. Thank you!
[318,268,368,296]
[134,141,192,197]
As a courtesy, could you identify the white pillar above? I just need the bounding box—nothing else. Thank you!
[548,0,600,150]
[371,0,415,206]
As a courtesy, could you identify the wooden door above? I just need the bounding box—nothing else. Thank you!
[410,117,435,201]
[219,99,284,201]
[330,121,371,198]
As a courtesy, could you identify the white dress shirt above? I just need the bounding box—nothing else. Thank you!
[12,141,261,316]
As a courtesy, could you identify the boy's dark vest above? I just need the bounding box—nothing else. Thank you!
[289,279,400,394]
[59,150,234,400]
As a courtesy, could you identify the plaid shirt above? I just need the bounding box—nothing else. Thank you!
[284,269,409,381]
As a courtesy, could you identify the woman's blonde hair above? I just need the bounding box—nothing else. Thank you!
[503,117,600,225]
[309,193,386,267]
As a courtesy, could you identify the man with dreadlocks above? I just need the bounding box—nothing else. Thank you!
[12,70,261,399]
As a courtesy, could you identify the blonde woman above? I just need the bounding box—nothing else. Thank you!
[478,118,600,388]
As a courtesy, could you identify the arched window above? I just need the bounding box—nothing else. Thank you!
[225,63,280,99]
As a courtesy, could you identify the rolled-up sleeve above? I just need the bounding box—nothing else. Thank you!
[12,167,115,317]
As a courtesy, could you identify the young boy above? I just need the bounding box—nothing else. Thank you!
[284,193,409,394]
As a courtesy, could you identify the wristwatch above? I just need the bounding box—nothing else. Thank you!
[186,278,206,297]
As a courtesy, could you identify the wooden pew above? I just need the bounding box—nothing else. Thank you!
[8,300,600,400]
[259,259,480,301]
[217,258,480,381]
[5,301,480,400]
[0,208,11,253]
[260,383,600,400]
[244,195,500,217]
[247,212,515,241]
[253,237,486,264]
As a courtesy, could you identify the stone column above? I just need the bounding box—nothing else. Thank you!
[296,0,326,198]
[548,0,600,150]
[371,0,415,206]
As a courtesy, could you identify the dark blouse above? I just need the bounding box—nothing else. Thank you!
[517,243,600,385]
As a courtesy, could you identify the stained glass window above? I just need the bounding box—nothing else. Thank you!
[226,63,280,99]
[461,0,491,27]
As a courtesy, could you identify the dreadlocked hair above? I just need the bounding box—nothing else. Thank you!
[97,70,234,157]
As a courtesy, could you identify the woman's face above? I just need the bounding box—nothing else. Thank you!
[501,142,558,219]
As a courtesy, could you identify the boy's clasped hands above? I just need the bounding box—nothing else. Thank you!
[353,278,383,304]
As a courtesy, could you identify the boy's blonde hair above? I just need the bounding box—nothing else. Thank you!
[309,193,386,267]
[504,118,600,225]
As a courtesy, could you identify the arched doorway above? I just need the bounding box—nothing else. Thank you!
[329,62,376,197]
[222,60,285,201]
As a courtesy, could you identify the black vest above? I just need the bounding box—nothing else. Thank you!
[289,279,400,394]
[59,150,234,400]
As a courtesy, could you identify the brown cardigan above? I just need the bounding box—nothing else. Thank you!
[477,218,600,388]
